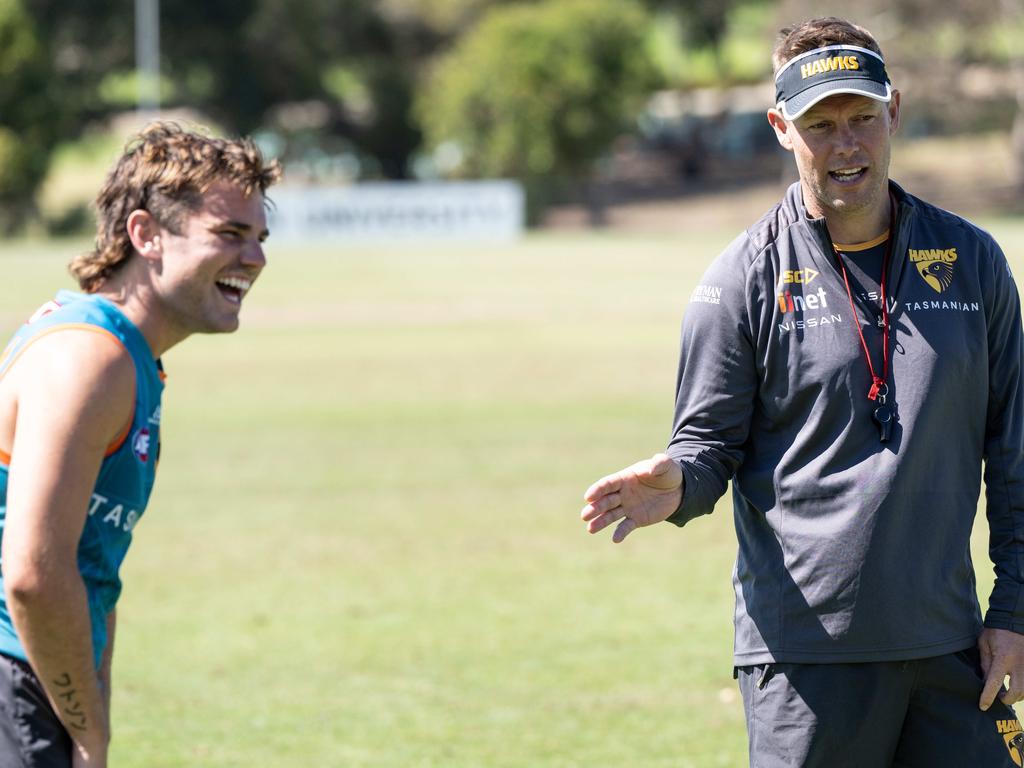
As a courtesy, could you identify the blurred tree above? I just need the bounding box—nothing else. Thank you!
[0,0,67,232]
[25,0,1020,229]
[378,0,550,43]
[644,0,774,84]
[21,0,430,182]
[191,0,426,179]
[650,0,730,52]
[418,0,658,221]
[6,0,544,229]
[378,0,501,35]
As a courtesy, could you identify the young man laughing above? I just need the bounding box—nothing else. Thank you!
[0,122,280,768]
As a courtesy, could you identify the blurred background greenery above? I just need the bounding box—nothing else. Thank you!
[1,0,1023,235]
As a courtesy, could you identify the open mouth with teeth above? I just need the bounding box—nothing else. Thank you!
[215,276,252,305]
[829,167,867,183]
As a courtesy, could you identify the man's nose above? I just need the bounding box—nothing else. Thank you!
[833,123,858,155]
[241,241,266,267]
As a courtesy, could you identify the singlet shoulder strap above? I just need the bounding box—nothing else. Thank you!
[0,323,136,465]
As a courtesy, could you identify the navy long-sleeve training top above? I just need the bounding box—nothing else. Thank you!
[667,181,1024,665]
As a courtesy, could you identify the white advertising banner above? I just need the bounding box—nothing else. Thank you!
[267,180,525,243]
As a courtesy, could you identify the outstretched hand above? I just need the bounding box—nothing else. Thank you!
[580,453,683,543]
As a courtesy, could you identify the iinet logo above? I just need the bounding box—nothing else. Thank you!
[777,287,828,313]
[777,286,843,333]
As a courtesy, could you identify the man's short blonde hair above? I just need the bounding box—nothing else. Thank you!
[772,17,884,74]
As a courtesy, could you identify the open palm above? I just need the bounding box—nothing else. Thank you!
[580,453,683,543]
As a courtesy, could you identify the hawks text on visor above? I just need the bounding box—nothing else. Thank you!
[774,44,892,121]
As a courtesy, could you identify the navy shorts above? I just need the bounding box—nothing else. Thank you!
[737,648,1023,767]
[0,653,71,768]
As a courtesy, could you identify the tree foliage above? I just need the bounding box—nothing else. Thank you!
[0,0,66,230]
[3,0,1020,232]
[419,0,657,189]
[649,0,730,50]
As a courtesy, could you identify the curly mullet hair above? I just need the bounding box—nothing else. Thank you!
[70,122,283,292]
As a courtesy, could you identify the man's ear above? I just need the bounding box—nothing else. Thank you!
[126,210,162,261]
[767,108,794,151]
[888,90,901,136]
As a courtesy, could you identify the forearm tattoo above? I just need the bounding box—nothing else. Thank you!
[52,672,88,732]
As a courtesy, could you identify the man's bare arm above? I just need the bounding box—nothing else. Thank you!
[3,330,135,767]
[99,609,115,728]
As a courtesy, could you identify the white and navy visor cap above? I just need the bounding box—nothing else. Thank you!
[774,44,891,121]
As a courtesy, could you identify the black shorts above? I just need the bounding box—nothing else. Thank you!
[737,648,1023,767]
[0,653,71,768]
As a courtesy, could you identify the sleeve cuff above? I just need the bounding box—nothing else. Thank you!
[984,611,1024,635]
[666,459,693,527]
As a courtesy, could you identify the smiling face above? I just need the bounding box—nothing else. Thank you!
[148,179,269,341]
[768,91,900,240]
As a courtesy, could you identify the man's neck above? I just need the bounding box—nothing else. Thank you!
[95,280,186,359]
[804,190,892,246]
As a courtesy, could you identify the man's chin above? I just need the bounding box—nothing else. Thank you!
[820,187,880,216]
[827,176,889,207]
[198,315,241,335]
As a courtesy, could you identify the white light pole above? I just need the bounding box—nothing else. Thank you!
[135,0,160,112]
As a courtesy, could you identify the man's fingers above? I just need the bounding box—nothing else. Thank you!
[980,666,1006,711]
[612,517,637,544]
[587,507,625,534]
[585,454,679,502]
[979,636,994,677]
[582,454,680,540]
[580,493,622,522]
[580,502,620,530]
[1001,670,1024,705]
[583,473,625,503]
[1001,685,1024,706]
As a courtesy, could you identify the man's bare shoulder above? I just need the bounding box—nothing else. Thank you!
[8,327,136,440]
[15,325,134,382]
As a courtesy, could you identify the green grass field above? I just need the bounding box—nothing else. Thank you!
[3,220,1024,766]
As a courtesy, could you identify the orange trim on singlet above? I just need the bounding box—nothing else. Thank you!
[105,394,136,456]
[833,230,890,252]
[0,324,137,462]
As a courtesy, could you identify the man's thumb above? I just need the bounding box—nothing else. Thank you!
[638,453,681,489]
[647,453,672,474]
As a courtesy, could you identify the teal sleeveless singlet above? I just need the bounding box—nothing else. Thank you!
[0,290,164,668]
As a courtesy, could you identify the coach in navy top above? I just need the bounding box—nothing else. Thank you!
[582,17,1024,767]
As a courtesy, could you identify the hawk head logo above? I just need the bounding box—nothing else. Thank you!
[1004,727,1024,766]
[917,260,954,293]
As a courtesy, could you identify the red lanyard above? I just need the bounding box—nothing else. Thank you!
[833,200,895,403]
